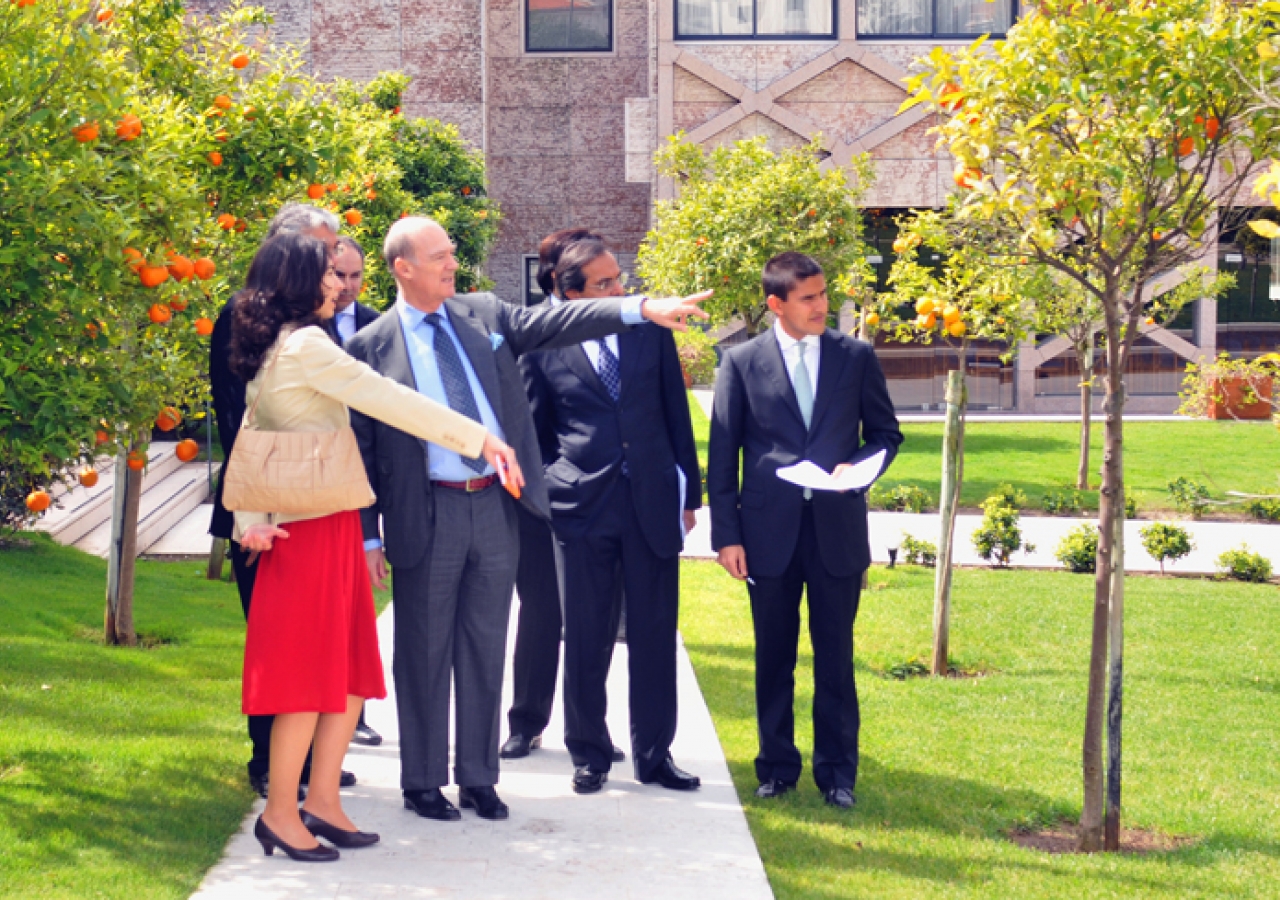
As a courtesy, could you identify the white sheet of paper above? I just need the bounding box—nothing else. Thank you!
[776,450,887,493]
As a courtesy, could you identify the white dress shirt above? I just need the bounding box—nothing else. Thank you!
[773,320,821,396]
[333,303,358,345]
[547,295,619,373]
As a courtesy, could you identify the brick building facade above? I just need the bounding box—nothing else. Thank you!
[193,0,1276,413]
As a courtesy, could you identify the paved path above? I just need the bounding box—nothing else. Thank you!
[192,603,773,900]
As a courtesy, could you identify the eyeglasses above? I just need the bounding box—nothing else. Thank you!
[589,272,629,293]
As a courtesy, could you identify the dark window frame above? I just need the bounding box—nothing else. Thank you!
[674,0,838,42]
[525,0,615,54]
[522,254,547,306]
[855,0,1020,41]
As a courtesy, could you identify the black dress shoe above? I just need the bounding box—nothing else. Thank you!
[300,810,380,848]
[611,745,626,763]
[403,788,462,821]
[499,733,542,759]
[754,779,796,800]
[823,787,856,809]
[352,722,382,746]
[639,758,701,791]
[572,766,608,794]
[458,785,509,820]
[254,815,339,862]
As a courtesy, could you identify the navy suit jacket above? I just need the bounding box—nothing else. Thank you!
[522,322,701,560]
[708,328,903,578]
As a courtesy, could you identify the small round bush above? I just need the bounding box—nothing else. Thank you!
[1216,545,1273,583]
[1139,522,1194,575]
[1055,524,1099,573]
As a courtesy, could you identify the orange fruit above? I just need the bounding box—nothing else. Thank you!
[344,209,363,226]
[127,450,147,471]
[25,490,52,513]
[95,429,110,446]
[85,321,99,338]
[234,218,247,233]
[366,188,377,201]
[865,312,881,327]
[175,439,199,462]
[97,8,113,22]
[364,174,376,187]
[148,303,172,324]
[1177,136,1194,157]
[214,129,228,142]
[243,105,257,120]
[156,406,182,432]
[193,257,216,280]
[915,298,936,317]
[953,165,981,190]
[947,321,967,338]
[72,121,99,143]
[115,114,142,141]
[194,317,214,336]
[213,94,233,110]
[923,313,937,329]
[139,265,170,288]
[1145,316,1156,326]
[166,254,194,281]
[123,246,144,269]
[1204,116,1220,140]
[307,183,325,200]
[942,305,961,325]
[79,467,99,488]
[168,297,188,312]
[230,52,250,69]
[217,213,236,230]
[460,186,471,196]
[208,151,223,166]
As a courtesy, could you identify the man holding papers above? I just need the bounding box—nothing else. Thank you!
[708,251,903,809]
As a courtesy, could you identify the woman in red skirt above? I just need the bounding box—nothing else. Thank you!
[229,232,522,861]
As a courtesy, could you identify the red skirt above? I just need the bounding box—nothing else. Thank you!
[242,510,386,715]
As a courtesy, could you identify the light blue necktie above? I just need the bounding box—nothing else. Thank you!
[793,342,814,500]
[793,342,814,429]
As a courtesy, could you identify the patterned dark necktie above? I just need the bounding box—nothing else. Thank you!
[424,313,486,473]
[596,339,621,402]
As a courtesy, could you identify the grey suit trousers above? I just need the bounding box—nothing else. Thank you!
[392,485,519,790]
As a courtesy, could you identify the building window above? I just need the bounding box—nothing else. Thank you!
[523,255,548,306]
[526,0,612,52]
[857,0,1017,39]
[675,0,835,39]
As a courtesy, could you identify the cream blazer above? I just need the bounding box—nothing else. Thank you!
[233,324,487,537]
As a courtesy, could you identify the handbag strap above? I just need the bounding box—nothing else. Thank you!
[242,325,293,429]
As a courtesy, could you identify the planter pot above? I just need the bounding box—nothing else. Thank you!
[682,367,693,389]
[1208,376,1273,420]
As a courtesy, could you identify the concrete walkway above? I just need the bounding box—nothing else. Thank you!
[191,601,773,900]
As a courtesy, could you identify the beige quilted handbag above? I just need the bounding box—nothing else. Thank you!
[222,341,375,516]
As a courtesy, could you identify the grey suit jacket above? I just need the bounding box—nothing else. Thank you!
[345,292,634,571]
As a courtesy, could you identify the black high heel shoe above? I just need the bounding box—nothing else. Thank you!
[300,809,380,848]
[254,815,340,862]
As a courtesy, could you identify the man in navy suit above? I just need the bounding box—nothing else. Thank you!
[328,236,381,349]
[522,236,703,794]
[708,251,902,809]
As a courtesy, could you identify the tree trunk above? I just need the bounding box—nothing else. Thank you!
[1077,331,1094,490]
[1105,469,1126,852]
[1080,302,1125,852]
[105,453,142,646]
[932,369,967,676]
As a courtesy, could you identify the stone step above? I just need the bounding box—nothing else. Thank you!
[34,443,202,549]
[71,462,211,558]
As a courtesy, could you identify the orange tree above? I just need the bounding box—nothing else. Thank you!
[637,135,874,336]
[899,0,1280,851]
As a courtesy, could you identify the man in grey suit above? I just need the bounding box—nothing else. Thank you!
[346,217,706,821]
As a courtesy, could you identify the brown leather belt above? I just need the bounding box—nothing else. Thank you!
[432,473,500,492]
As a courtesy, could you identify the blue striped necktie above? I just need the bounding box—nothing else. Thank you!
[424,313,486,473]
[597,339,621,402]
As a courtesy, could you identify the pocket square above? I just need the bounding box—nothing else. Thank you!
[490,333,505,351]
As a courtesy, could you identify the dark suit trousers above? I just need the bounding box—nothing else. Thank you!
[392,486,518,790]
[748,503,862,793]
[506,505,563,738]
[561,478,679,779]
[230,540,272,780]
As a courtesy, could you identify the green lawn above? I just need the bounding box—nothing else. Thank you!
[0,536,391,899]
[679,560,1280,899]
[685,393,1280,514]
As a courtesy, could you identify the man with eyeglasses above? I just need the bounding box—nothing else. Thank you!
[521,236,704,795]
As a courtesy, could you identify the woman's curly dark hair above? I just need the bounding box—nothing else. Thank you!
[229,233,330,381]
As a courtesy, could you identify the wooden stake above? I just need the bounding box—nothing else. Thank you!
[932,369,967,676]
